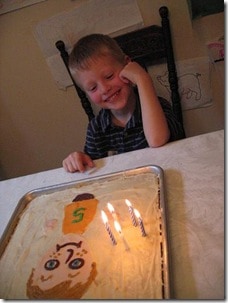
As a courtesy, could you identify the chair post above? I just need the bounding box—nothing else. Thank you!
[55,40,95,121]
[159,6,185,136]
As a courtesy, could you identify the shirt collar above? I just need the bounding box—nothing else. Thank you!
[99,93,141,132]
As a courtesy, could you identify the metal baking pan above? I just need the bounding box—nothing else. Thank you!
[0,165,172,299]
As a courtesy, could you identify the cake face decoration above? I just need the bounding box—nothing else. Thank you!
[26,234,97,299]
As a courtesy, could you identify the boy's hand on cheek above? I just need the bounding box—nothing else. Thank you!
[119,62,133,84]
[119,68,130,84]
[119,61,148,86]
[62,151,95,173]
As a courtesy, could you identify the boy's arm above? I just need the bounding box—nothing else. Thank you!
[120,62,170,147]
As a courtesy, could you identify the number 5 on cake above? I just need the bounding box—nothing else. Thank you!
[62,194,98,234]
[72,207,86,223]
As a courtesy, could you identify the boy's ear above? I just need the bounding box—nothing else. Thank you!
[124,55,131,64]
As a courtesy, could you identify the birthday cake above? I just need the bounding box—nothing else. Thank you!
[0,168,169,299]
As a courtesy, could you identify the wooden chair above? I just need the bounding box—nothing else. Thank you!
[55,6,185,137]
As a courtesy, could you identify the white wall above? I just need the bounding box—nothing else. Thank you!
[0,0,224,179]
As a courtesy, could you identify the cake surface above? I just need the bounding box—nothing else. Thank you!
[0,168,168,299]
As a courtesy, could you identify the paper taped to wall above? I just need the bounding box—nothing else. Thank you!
[0,0,46,15]
[33,0,144,90]
[207,35,224,82]
[149,56,212,111]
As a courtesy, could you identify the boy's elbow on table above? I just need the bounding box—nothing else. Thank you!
[147,132,170,148]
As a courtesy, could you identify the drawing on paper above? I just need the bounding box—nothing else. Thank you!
[150,56,212,111]
[156,71,202,103]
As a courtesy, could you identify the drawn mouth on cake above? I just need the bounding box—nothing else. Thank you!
[40,275,52,282]
[68,272,80,278]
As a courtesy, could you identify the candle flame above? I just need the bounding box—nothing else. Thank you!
[134,208,141,219]
[107,202,115,213]
[125,199,132,207]
[101,210,108,224]
[114,220,122,233]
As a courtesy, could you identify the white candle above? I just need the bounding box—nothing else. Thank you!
[134,209,147,237]
[114,220,130,251]
[107,202,118,221]
[101,210,117,245]
[125,199,137,226]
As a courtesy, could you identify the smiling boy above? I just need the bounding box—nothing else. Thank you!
[62,34,184,173]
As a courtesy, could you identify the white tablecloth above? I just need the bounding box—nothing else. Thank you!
[0,130,224,299]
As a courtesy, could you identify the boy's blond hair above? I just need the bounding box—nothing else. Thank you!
[69,33,126,72]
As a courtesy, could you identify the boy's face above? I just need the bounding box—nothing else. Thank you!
[74,55,133,112]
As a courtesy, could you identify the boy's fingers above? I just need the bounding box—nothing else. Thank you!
[62,152,94,173]
[83,155,95,169]
[85,156,95,167]
[88,161,95,168]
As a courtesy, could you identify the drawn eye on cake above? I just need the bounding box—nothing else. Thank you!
[69,258,84,270]
[26,234,97,299]
[44,259,60,270]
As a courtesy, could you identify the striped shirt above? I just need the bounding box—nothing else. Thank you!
[84,96,184,160]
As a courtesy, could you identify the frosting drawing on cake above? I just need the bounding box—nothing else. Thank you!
[27,193,98,299]
[26,233,97,299]
[63,193,98,234]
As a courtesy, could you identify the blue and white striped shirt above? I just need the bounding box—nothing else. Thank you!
[84,96,184,160]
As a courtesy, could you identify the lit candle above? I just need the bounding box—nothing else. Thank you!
[107,202,118,221]
[114,220,130,251]
[101,210,117,245]
[134,209,147,237]
[125,199,137,226]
